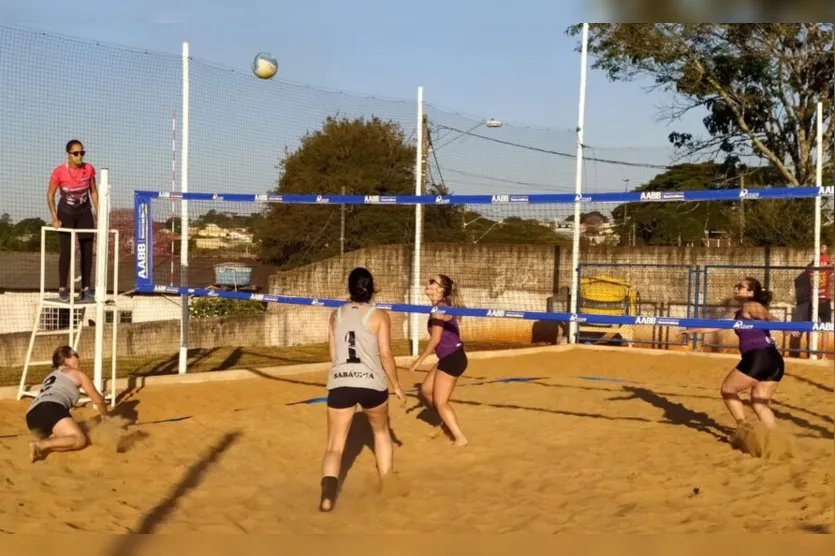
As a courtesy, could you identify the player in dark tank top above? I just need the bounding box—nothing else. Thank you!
[681,277,799,436]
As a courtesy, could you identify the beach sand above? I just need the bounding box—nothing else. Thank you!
[0,347,831,534]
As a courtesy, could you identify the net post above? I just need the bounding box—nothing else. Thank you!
[411,86,424,357]
[179,40,191,375]
[569,23,589,344]
[93,168,110,396]
[811,101,823,359]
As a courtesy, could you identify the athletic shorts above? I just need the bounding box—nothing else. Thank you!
[437,348,468,378]
[737,346,784,382]
[327,387,389,410]
[25,401,71,439]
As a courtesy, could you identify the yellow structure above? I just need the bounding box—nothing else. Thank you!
[578,275,638,345]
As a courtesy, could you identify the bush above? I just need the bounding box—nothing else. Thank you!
[189,296,266,319]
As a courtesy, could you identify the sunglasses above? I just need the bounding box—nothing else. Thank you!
[69,150,86,157]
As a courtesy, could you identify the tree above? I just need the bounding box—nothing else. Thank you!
[254,116,417,268]
[567,24,834,187]
[611,162,735,245]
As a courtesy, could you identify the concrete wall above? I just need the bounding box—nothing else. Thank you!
[2,243,831,368]
[0,293,184,335]
[267,243,832,348]
[0,315,266,369]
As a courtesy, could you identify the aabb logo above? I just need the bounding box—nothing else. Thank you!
[640,191,662,201]
[364,195,381,204]
[254,194,268,202]
[486,309,506,317]
[250,294,265,302]
[819,186,834,196]
[635,316,656,325]
[812,322,834,332]
[137,243,147,279]
[491,195,509,203]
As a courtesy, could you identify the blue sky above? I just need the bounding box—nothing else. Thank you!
[2,1,706,222]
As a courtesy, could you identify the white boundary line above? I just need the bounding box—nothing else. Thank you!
[1,344,830,402]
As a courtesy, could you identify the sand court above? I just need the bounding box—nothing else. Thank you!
[0,347,831,534]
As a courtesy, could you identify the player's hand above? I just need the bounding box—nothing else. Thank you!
[789,331,802,338]
[52,217,61,229]
[393,385,406,405]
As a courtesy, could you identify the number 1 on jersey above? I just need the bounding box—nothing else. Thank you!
[345,331,361,363]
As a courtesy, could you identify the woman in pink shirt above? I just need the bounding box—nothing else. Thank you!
[47,140,98,301]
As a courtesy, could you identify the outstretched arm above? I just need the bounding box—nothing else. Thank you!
[410,315,448,371]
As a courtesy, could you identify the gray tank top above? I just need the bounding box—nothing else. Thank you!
[27,369,80,413]
[327,303,387,392]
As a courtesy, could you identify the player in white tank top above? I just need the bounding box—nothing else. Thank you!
[25,345,109,463]
[319,268,405,512]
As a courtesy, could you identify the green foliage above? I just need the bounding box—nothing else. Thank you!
[254,116,564,268]
[189,296,266,319]
[566,23,834,187]
[611,161,825,248]
[254,116,416,268]
[612,162,735,245]
[0,214,59,252]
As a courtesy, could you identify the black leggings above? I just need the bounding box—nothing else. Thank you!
[57,205,94,290]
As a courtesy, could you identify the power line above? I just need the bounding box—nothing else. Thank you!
[433,124,672,170]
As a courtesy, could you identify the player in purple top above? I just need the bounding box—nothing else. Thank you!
[409,274,469,446]
[682,277,798,431]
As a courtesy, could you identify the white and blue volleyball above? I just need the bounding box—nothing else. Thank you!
[252,52,278,79]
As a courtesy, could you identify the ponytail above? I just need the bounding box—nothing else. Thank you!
[436,274,464,318]
[744,277,772,307]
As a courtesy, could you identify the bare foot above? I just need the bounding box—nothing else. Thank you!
[453,437,469,447]
[29,442,42,463]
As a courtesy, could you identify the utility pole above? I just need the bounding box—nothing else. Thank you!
[340,185,346,255]
[739,174,745,244]
[421,114,430,194]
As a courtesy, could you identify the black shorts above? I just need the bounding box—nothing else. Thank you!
[437,348,468,378]
[737,346,785,382]
[25,402,71,439]
[327,387,388,410]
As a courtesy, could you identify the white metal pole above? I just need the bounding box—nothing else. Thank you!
[811,101,823,358]
[569,22,589,344]
[411,86,424,357]
[93,168,109,396]
[111,229,119,408]
[179,40,191,375]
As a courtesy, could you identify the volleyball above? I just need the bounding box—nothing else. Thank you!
[252,52,278,79]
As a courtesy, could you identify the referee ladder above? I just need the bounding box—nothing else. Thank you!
[17,169,120,408]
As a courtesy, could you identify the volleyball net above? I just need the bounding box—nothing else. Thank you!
[134,186,835,365]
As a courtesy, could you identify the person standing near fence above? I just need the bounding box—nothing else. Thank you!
[47,140,98,302]
[807,244,833,323]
